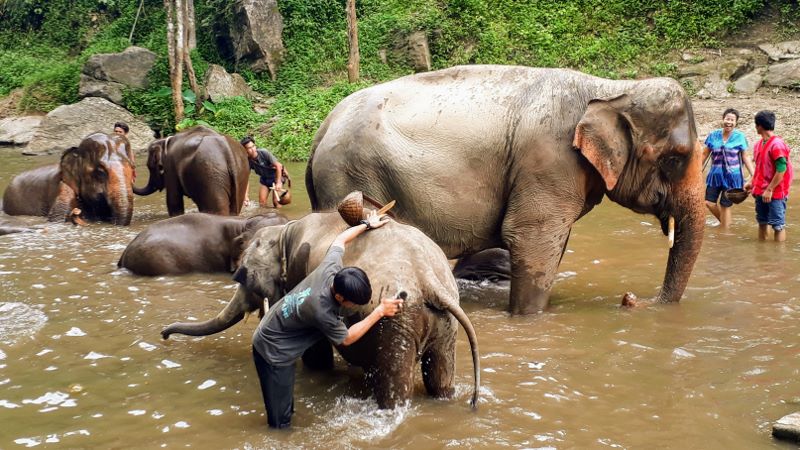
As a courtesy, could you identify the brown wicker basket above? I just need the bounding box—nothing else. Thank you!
[723,188,749,205]
[337,191,365,226]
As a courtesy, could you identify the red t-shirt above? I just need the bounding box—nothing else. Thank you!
[752,135,793,199]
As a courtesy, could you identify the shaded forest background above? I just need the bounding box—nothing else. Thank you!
[1,0,798,160]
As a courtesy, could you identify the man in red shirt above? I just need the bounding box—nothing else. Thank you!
[744,111,794,242]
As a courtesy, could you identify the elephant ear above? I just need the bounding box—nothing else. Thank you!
[573,94,634,192]
[229,234,248,272]
[60,146,84,194]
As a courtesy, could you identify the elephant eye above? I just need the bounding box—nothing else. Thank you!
[659,154,685,182]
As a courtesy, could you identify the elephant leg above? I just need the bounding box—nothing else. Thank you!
[301,339,334,371]
[369,340,417,409]
[165,178,185,217]
[47,183,78,222]
[420,323,456,398]
[504,220,573,315]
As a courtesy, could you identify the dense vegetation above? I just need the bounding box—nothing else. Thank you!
[1,0,798,160]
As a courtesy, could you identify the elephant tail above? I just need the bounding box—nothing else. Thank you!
[447,301,480,410]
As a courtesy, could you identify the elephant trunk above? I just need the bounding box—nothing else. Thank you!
[132,166,160,196]
[447,302,481,409]
[109,164,134,226]
[657,162,705,303]
[161,285,259,339]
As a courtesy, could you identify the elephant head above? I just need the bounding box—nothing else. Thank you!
[133,138,167,196]
[162,225,286,338]
[229,213,289,272]
[573,79,704,303]
[60,133,135,225]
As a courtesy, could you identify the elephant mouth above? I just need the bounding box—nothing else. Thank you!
[82,197,114,222]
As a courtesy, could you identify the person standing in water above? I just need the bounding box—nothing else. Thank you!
[702,108,755,229]
[745,110,794,242]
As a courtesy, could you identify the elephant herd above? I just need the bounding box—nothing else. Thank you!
[1,65,706,413]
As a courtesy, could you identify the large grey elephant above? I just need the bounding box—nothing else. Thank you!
[306,65,705,314]
[133,126,249,216]
[118,212,288,276]
[162,212,480,409]
[3,133,135,225]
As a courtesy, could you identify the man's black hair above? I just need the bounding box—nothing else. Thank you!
[333,267,372,305]
[754,110,776,131]
[722,108,740,122]
[240,136,255,146]
[114,122,129,133]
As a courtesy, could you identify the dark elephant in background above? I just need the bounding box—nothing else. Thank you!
[3,133,135,225]
[133,126,249,216]
[453,248,511,283]
[118,212,288,276]
[306,65,705,314]
[162,212,480,409]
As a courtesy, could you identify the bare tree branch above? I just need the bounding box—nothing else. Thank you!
[346,0,360,83]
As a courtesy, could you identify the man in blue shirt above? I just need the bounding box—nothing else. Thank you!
[240,136,286,208]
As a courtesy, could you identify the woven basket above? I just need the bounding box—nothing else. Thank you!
[337,191,365,226]
[723,188,749,205]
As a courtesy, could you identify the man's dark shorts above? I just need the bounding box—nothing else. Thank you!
[259,174,276,188]
[253,346,295,429]
[705,185,733,208]
[754,196,787,231]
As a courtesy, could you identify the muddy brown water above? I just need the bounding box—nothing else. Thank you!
[1,155,798,449]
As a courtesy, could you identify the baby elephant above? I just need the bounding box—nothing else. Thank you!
[162,212,480,409]
[118,212,287,275]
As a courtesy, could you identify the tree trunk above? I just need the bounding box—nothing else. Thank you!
[165,0,184,123]
[186,0,196,51]
[346,0,359,83]
[182,0,200,103]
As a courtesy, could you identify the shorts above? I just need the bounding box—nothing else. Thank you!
[705,185,733,208]
[754,196,787,231]
[259,174,288,188]
[253,346,295,429]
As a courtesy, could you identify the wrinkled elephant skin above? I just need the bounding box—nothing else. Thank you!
[162,212,480,409]
[133,126,249,217]
[118,212,288,276]
[306,65,705,314]
[3,133,135,225]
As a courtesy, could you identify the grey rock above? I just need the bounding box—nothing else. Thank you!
[733,69,764,94]
[204,65,255,102]
[697,75,731,99]
[0,116,43,145]
[773,412,800,443]
[25,97,154,156]
[678,57,750,81]
[765,59,800,87]
[79,46,157,106]
[231,0,285,80]
[406,31,431,72]
[759,41,800,61]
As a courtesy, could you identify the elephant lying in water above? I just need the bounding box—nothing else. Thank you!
[162,212,480,409]
[3,133,135,225]
[453,248,511,283]
[118,212,288,276]
[306,65,705,314]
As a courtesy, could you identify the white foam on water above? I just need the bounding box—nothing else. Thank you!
[128,409,147,416]
[22,391,70,406]
[161,360,181,368]
[198,380,216,390]
[35,349,53,356]
[207,409,223,416]
[1,399,21,408]
[672,347,696,359]
[138,342,157,352]
[84,352,111,360]
[174,421,190,428]
[312,396,413,444]
[65,327,86,337]
[0,302,48,346]
[14,437,41,447]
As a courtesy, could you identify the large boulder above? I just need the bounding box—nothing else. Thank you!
[732,68,765,94]
[204,64,256,102]
[759,41,800,61]
[773,412,800,443]
[230,0,284,80]
[0,116,43,146]
[405,31,432,72]
[24,97,153,155]
[678,57,750,81]
[765,59,800,88]
[79,46,157,106]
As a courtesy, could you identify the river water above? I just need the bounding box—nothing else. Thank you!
[0,155,798,449]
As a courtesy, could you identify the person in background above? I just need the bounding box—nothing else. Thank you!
[240,136,286,209]
[247,210,403,429]
[744,110,794,242]
[113,121,135,180]
[701,108,754,229]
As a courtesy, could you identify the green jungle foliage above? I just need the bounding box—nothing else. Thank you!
[0,0,796,160]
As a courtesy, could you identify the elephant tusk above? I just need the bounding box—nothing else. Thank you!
[668,216,675,248]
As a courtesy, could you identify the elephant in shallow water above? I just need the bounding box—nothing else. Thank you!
[3,133,135,225]
[453,248,511,283]
[118,212,288,276]
[306,65,705,314]
[162,212,480,409]
[133,126,249,216]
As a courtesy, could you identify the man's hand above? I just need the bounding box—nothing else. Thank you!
[243,198,251,207]
[744,181,752,192]
[365,210,389,229]
[762,187,773,203]
[378,296,404,318]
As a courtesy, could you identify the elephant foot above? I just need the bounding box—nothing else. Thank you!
[67,208,87,226]
[509,284,550,315]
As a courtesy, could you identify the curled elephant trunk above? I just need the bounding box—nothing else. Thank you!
[657,185,705,304]
[161,285,262,339]
[447,302,481,409]
[132,166,161,196]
